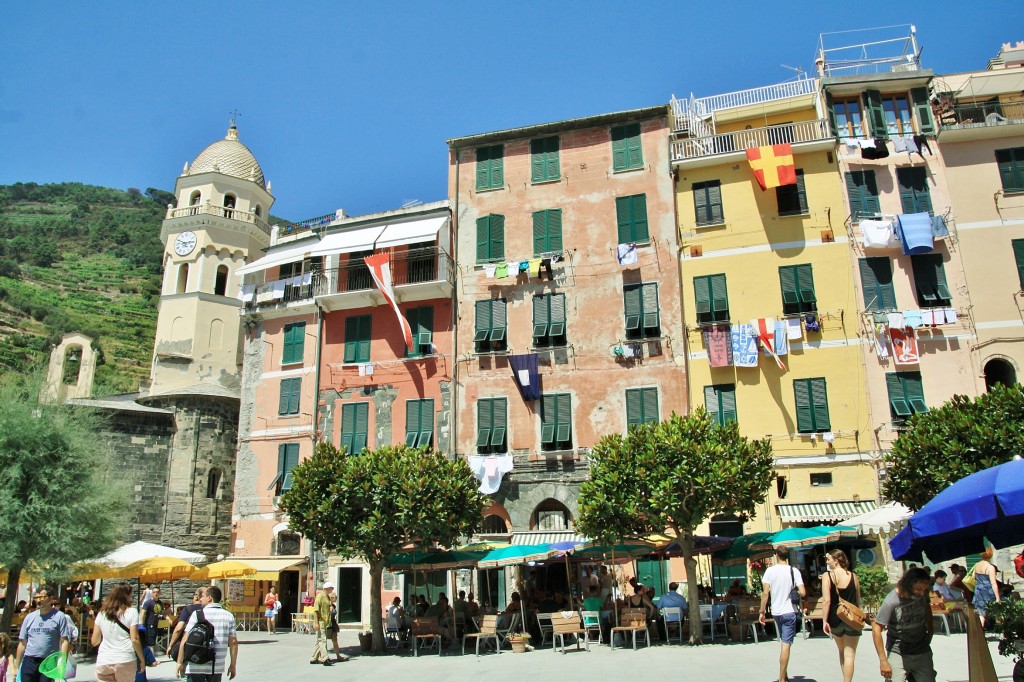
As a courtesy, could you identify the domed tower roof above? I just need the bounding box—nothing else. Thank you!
[187,123,266,189]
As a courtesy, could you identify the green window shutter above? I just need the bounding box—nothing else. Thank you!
[491,397,507,449]
[810,378,830,432]
[491,147,503,188]
[694,276,711,316]
[624,285,642,331]
[845,172,864,219]
[278,379,288,415]
[1013,239,1024,289]
[626,125,643,169]
[490,299,506,342]
[344,315,371,363]
[642,387,659,424]
[611,123,642,171]
[694,182,710,225]
[531,138,546,183]
[612,128,627,171]
[720,385,737,424]
[276,444,287,488]
[776,169,807,215]
[825,91,839,138]
[779,266,799,306]
[341,403,368,454]
[405,399,433,448]
[796,264,816,304]
[897,167,933,215]
[910,87,935,136]
[282,322,305,365]
[846,171,880,219]
[864,90,888,139]
[859,257,897,311]
[911,254,941,306]
[532,209,563,255]
[533,294,550,340]
[710,274,729,319]
[794,379,814,433]
[545,137,560,180]
[633,195,649,241]
[541,394,556,445]
[476,147,490,190]
[704,385,721,424]
[278,377,300,415]
[531,136,560,182]
[905,373,928,414]
[547,209,563,253]
[476,216,490,262]
[405,400,420,447]
[280,443,299,492]
[417,307,433,347]
[626,388,643,427]
[549,293,566,337]
[474,299,492,342]
[616,196,632,243]
[795,170,808,213]
[996,149,1024,192]
[641,282,659,330]
[490,214,504,261]
[886,373,911,418]
[532,211,547,255]
[477,399,493,449]
[555,393,572,444]
[707,181,724,224]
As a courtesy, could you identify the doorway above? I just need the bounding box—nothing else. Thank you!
[336,567,362,624]
[278,571,300,629]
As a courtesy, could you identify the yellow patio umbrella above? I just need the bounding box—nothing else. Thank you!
[191,560,257,581]
[120,557,198,583]
[65,562,127,581]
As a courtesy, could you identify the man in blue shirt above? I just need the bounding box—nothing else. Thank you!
[656,582,688,639]
[14,586,73,682]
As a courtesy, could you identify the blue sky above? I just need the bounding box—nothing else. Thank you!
[1,2,1021,221]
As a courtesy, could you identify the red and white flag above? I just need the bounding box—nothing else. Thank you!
[752,317,787,371]
[363,253,414,350]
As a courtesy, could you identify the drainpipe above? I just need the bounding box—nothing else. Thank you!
[313,301,325,446]
[450,144,461,460]
[670,168,693,414]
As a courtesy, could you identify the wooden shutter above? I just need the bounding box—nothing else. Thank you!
[624,285,642,330]
[704,385,721,423]
[549,293,566,337]
[911,255,939,305]
[476,216,490,262]
[710,274,729,319]
[343,316,359,363]
[477,400,493,449]
[633,194,649,241]
[694,276,711,316]
[276,444,287,486]
[541,394,556,445]
[779,266,799,306]
[859,257,896,311]
[694,183,709,225]
[794,380,813,432]
[283,323,304,364]
[280,443,299,492]
[905,374,928,413]
[279,378,298,415]
[545,136,560,180]
[996,149,1024,192]
[533,294,550,340]
[626,124,643,169]
[708,182,724,224]
[641,282,659,329]
[612,126,628,171]
[910,87,935,135]
[810,378,830,431]
[555,393,572,443]
[357,315,371,362]
[1013,239,1024,290]
[547,209,563,253]
[626,388,643,427]
[405,400,420,446]
[287,378,301,415]
[642,387,659,424]
[490,299,506,341]
[847,171,880,218]
[616,196,632,243]
[490,146,503,188]
[864,90,888,138]
[720,385,737,424]
[490,397,507,449]
[476,146,490,190]
[898,167,932,215]
[795,170,808,213]
[886,373,911,418]
[533,211,547,255]
[417,306,433,347]
[825,91,839,138]
[796,264,816,304]
[474,299,491,342]
[490,214,504,261]
[531,139,545,183]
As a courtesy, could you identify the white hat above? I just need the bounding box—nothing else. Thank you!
[323,582,335,590]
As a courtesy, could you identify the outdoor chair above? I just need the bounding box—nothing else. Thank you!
[801,597,824,639]
[699,604,727,642]
[411,616,443,657]
[610,608,650,651]
[660,607,683,644]
[737,600,770,643]
[494,612,521,649]
[551,612,589,654]
[463,614,500,656]
[536,612,554,647]
[930,595,957,636]
[581,610,603,645]
[384,613,403,649]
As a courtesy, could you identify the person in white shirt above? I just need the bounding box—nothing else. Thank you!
[91,583,146,682]
[759,547,806,682]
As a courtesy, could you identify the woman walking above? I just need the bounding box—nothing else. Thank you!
[821,550,862,682]
[972,546,1001,627]
[91,583,146,682]
[264,588,278,634]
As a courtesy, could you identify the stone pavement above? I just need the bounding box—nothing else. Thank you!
[74,628,1017,681]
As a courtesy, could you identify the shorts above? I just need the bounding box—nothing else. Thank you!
[264,609,275,618]
[888,650,936,682]
[829,619,863,637]
[774,612,799,644]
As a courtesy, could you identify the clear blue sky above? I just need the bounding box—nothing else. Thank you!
[1,2,1021,221]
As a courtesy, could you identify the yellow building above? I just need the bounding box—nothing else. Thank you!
[670,79,878,541]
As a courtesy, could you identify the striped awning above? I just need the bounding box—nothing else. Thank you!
[777,500,877,523]
[510,531,588,546]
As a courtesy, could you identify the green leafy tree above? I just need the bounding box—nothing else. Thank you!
[853,565,891,611]
[576,410,773,644]
[0,374,127,634]
[279,442,486,652]
[883,384,1024,510]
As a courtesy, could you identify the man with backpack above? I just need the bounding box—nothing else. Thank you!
[176,585,237,681]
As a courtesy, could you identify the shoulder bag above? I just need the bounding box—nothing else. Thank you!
[829,570,866,631]
[962,565,978,591]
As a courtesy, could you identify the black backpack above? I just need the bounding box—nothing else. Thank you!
[182,608,216,666]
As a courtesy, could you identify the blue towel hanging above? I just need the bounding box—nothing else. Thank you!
[897,213,934,256]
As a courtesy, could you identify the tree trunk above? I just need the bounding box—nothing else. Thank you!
[369,560,385,653]
[0,566,21,634]
[679,531,703,645]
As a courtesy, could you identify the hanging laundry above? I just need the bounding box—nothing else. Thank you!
[541,258,554,281]
[874,324,890,359]
[804,314,821,332]
[507,353,540,401]
[483,263,497,278]
[913,135,932,156]
[919,309,933,327]
[270,280,286,300]
[620,344,635,359]
[845,140,859,153]
[887,312,904,329]
[931,215,949,238]
[364,363,374,376]
[468,454,514,494]
[703,325,733,368]
[731,323,759,367]
[773,319,789,357]
[903,310,924,329]
[889,326,920,366]
[859,219,895,249]
[872,311,889,324]
[616,243,638,266]
[905,136,919,154]
[494,263,509,278]
[752,317,786,370]
[238,284,255,302]
[358,363,366,376]
[897,212,935,255]
[528,258,542,277]
[932,308,946,325]
[518,260,529,272]
[786,317,803,341]
[301,272,313,286]
[893,136,908,153]
[944,307,958,324]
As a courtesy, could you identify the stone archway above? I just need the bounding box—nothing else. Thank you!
[984,356,1017,391]
[504,481,580,531]
[42,333,97,403]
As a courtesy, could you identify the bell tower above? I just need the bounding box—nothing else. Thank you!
[147,121,274,398]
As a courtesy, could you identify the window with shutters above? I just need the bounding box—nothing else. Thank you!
[776,169,808,216]
[611,123,643,171]
[533,293,567,348]
[623,282,661,339]
[343,314,372,363]
[832,97,865,140]
[531,136,560,183]
[282,322,305,366]
[474,298,507,353]
[897,167,933,215]
[540,393,572,452]
[404,399,434,448]
[863,89,889,139]
[996,147,1024,193]
[793,377,830,433]
[476,144,504,190]
[476,214,505,263]
[846,171,881,220]
[340,402,369,454]
[703,384,737,427]
[271,443,299,496]
[910,254,952,307]
[625,387,659,428]
[615,194,649,243]
[693,180,724,226]
[693,274,729,325]
[405,306,433,358]
[859,257,897,312]
[779,264,817,315]
[532,209,563,256]
[1013,239,1024,290]
[881,95,914,136]
[886,371,928,428]
[278,377,301,416]
[477,397,508,454]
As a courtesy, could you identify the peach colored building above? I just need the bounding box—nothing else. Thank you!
[447,106,686,603]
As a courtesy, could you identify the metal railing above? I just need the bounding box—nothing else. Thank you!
[166,203,272,235]
[939,101,1024,128]
[671,79,817,131]
[671,119,831,162]
[313,247,454,297]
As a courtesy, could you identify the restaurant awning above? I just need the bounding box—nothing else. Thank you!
[235,239,317,276]
[510,531,588,546]
[777,500,877,523]
[374,215,448,249]
[309,224,387,258]
[231,556,307,582]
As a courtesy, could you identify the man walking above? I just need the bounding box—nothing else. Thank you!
[872,567,935,681]
[167,587,205,660]
[310,582,335,666]
[759,548,806,682]
[176,585,238,681]
[14,586,73,682]
[140,587,162,648]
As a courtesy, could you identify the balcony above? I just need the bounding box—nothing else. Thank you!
[671,119,833,165]
[165,203,272,235]
[938,101,1024,142]
[314,247,455,312]
[671,79,818,133]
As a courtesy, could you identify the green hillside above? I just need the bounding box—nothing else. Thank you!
[0,182,286,395]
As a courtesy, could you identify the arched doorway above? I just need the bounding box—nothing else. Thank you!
[984,358,1017,391]
[531,499,572,531]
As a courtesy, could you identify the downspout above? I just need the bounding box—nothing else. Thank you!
[311,300,325,587]
[670,167,692,414]
[450,143,461,460]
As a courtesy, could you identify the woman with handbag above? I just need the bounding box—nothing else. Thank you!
[821,550,863,682]
[91,583,146,682]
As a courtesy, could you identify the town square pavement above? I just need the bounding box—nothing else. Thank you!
[74,628,1017,681]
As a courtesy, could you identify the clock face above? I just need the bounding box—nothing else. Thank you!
[174,231,197,256]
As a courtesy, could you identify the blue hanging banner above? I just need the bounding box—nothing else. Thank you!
[507,353,540,401]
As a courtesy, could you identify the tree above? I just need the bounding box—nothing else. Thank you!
[883,384,1024,510]
[576,410,773,644]
[279,442,486,652]
[0,373,126,634]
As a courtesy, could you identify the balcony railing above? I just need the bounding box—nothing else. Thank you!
[671,79,818,131]
[313,247,454,297]
[671,119,832,162]
[166,203,271,235]
[939,101,1024,129]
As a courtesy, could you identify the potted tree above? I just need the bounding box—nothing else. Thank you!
[986,598,1024,682]
[507,632,531,653]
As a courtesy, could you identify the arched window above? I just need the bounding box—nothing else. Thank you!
[214,265,229,296]
[276,532,301,556]
[189,191,201,206]
[253,205,262,218]
[532,499,571,530]
[985,358,1017,391]
[62,345,83,385]
[223,194,236,219]
[206,468,222,499]
[481,514,508,534]
[175,263,189,294]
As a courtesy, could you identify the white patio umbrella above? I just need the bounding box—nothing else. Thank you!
[97,541,206,567]
[837,501,912,536]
